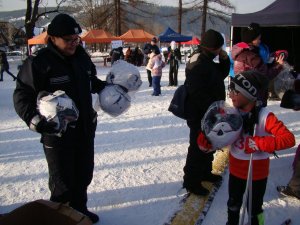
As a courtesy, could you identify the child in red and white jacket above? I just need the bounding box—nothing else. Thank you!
[197,70,295,225]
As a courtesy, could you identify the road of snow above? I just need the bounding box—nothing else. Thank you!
[0,59,299,225]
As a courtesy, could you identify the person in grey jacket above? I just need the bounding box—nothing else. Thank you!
[13,14,105,223]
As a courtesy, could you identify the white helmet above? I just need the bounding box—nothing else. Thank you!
[37,90,79,135]
[99,84,131,117]
[201,100,242,151]
[106,60,142,92]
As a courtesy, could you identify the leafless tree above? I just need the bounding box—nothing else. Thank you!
[70,0,156,36]
[165,0,234,37]
[184,0,235,37]
[178,0,182,34]
[24,0,68,39]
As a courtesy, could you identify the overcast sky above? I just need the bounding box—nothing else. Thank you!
[0,0,276,13]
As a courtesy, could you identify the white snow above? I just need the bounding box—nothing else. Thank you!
[0,58,299,225]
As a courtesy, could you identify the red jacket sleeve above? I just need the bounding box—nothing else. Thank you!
[253,113,295,153]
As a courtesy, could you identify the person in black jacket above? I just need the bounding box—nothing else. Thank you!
[183,29,230,195]
[110,46,124,65]
[168,41,181,86]
[13,14,106,223]
[0,50,17,81]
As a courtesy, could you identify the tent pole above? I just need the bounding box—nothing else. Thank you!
[230,26,233,49]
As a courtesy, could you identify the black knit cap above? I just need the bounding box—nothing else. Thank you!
[241,23,261,43]
[151,45,160,54]
[47,14,82,37]
[230,70,268,102]
[201,29,224,50]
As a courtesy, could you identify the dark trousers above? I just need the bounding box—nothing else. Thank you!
[147,69,152,86]
[152,76,161,95]
[169,60,179,86]
[43,138,94,212]
[227,174,267,225]
[183,126,214,188]
[0,68,16,81]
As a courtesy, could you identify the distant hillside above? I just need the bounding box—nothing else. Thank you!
[0,5,231,39]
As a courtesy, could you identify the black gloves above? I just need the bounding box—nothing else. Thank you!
[30,115,59,135]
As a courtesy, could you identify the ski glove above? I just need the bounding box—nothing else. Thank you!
[30,115,59,135]
[245,136,260,154]
[197,132,212,153]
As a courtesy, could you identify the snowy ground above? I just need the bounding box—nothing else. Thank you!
[0,58,299,225]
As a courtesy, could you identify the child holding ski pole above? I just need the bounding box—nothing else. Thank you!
[197,70,295,225]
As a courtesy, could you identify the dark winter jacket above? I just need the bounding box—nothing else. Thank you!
[110,47,124,64]
[13,41,106,147]
[231,42,283,105]
[168,48,181,62]
[184,48,230,129]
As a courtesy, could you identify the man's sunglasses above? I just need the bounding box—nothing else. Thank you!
[61,36,81,45]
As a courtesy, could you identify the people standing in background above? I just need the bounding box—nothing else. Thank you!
[145,37,159,87]
[168,41,181,86]
[134,47,144,66]
[183,29,230,196]
[231,22,284,106]
[149,45,165,96]
[110,46,124,65]
[125,47,132,64]
[0,49,17,81]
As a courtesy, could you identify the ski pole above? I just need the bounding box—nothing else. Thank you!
[239,124,256,225]
[239,153,253,225]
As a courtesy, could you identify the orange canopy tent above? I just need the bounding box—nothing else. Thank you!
[28,32,48,45]
[81,29,117,43]
[181,37,200,45]
[118,29,155,42]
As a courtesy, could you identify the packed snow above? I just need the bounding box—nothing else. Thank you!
[0,57,299,225]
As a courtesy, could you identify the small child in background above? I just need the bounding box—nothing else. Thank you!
[149,46,165,96]
[198,70,295,225]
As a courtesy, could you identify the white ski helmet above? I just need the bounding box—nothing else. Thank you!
[106,60,142,92]
[99,84,131,117]
[201,100,242,151]
[274,63,295,99]
[37,90,79,135]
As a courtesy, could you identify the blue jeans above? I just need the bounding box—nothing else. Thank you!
[152,76,161,96]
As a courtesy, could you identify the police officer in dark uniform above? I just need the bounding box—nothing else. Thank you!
[13,14,105,223]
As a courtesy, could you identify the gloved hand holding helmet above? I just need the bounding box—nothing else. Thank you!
[30,90,79,136]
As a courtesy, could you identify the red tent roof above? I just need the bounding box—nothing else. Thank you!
[181,37,200,45]
[118,29,155,42]
[28,32,48,45]
[81,29,117,43]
